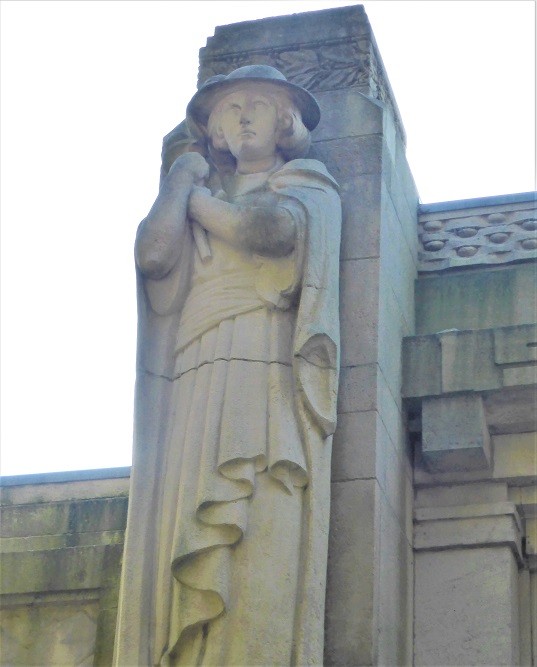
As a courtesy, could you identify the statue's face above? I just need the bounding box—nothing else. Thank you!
[215,85,279,162]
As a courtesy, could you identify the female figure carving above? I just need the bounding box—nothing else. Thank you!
[114,66,341,667]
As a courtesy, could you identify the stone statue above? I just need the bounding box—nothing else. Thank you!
[114,66,341,667]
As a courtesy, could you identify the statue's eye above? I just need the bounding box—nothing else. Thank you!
[229,103,241,111]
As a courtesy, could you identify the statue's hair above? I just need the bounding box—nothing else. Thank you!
[206,87,311,172]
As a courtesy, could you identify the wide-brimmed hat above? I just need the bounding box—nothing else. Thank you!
[186,65,320,137]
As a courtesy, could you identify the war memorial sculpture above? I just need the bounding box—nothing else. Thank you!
[0,5,535,667]
[114,65,342,666]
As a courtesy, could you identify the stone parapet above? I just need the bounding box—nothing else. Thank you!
[0,469,129,666]
[418,192,537,271]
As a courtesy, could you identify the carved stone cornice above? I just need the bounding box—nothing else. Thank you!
[198,6,405,144]
[418,195,537,271]
[200,37,371,89]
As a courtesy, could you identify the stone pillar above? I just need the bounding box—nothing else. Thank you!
[414,482,523,666]
[198,7,419,665]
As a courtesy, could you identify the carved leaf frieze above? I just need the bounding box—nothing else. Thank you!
[199,40,373,93]
[199,36,405,143]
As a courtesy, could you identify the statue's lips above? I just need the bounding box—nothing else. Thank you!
[239,130,256,137]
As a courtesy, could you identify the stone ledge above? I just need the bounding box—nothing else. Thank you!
[1,529,125,554]
[0,471,131,507]
[403,324,537,399]
[0,466,131,488]
[0,589,100,608]
[0,545,107,595]
[417,194,536,271]
[414,501,522,531]
[0,496,129,539]
[414,503,523,563]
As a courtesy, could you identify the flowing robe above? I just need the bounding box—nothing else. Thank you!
[114,158,341,667]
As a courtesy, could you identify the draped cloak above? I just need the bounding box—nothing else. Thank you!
[113,158,341,666]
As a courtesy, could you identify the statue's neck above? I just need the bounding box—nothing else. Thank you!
[236,155,284,175]
[223,157,284,198]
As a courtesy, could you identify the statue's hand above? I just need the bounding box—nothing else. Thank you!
[188,185,214,223]
[168,152,209,184]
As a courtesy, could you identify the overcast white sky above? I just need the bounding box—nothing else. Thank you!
[1,1,535,476]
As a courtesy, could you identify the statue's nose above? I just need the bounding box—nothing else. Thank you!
[240,109,253,125]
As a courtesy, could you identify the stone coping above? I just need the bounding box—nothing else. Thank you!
[419,191,536,215]
[0,467,131,487]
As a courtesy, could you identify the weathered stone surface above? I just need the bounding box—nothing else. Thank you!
[405,329,492,397]
[380,182,418,312]
[338,363,379,414]
[199,6,370,63]
[415,481,509,508]
[310,134,386,179]
[377,494,413,667]
[0,473,130,507]
[415,263,537,334]
[325,478,378,666]
[421,393,491,472]
[414,500,523,562]
[494,432,537,481]
[197,5,406,144]
[530,572,537,656]
[494,323,537,364]
[414,503,522,561]
[1,546,106,595]
[380,434,413,544]
[93,543,124,666]
[120,63,343,666]
[485,386,537,435]
[332,409,412,542]
[519,568,533,666]
[0,496,128,539]
[414,430,537,488]
[332,410,377,482]
[393,132,419,243]
[338,172,383,261]
[339,258,380,368]
[313,89,384,142]
[0,473,127,666]
[385,161,419,260]
[414,547,520,666]
[378,280,411,409]
[0,601,99,666]
[418,195,537,271]
[403,324,537,461]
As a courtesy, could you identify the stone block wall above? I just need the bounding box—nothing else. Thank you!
[0,469,129,665]
[405,192,537,666]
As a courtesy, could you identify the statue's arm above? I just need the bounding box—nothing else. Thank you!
[188,187,295,258]
[135,153,209,279]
